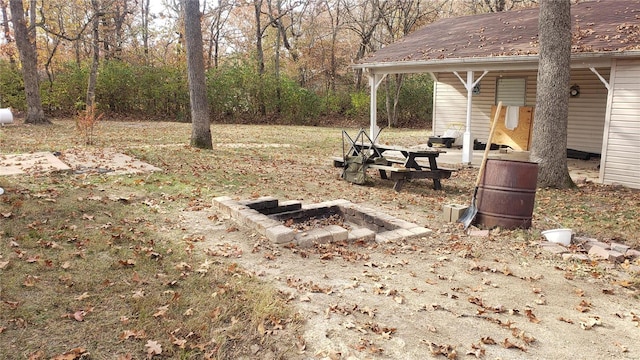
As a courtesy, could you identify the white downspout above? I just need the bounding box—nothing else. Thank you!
[369,73,386,141]
[454,70,488,164]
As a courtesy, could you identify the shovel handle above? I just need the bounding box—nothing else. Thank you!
[474,102,503,188]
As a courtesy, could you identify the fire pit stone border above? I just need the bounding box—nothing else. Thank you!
[212,196,432,247]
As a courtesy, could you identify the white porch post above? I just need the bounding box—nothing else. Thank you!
[454,70,489,164]
[368,73,386,141]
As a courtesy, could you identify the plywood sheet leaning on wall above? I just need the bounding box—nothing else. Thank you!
[490,105,534,150]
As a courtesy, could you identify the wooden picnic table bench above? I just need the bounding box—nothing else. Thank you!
[333,143,455,191]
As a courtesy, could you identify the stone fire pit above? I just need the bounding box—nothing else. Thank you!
[212,196,432,247]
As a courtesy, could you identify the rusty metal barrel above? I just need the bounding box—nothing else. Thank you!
[475,159,538,229]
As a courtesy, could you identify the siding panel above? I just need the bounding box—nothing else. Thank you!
[601,59,640,189]
[433,68,608,154]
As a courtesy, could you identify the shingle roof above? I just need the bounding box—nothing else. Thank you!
[359,0,640,64]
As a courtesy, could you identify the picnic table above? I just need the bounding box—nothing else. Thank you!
[334,142,454,191]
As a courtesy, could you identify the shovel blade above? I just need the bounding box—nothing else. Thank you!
[456,203,478,230]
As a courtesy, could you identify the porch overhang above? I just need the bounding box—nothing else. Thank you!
[352,51,640,75]
[355,50,640,165]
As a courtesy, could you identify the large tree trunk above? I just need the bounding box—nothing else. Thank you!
[530,0,574,188]
[9,0,48,124]
[182,0,212,149]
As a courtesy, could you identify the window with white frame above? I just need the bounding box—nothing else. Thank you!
[496,77,526,106]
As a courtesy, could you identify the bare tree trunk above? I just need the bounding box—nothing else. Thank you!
[254,0,266,116]
[141,0,150,62]
[9,0,48,124]
[86,0,100,108]
[530,0,574,188]
[1,0,16,66]
[384,74,403,128]
[182,0,212,149]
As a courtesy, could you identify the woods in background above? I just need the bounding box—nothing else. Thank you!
[0,0,537,125]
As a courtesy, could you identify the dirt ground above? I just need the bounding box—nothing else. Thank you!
[179,206,639,360]
[1,122,636,359]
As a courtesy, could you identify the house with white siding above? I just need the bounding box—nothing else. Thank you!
[353,0,640,189]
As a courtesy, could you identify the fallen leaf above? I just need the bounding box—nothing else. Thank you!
[50,347,88,360]
[480,337,496,345]
[4,300,20,310]
[580,316,602,330]
[0,261,9,269]
[614,341,629,353]
[75,292,91,301]
[558,317,574,324]
[119,259,136,267]
[171,335,187,348]
[525,308,541,323]
[23,275,39,287]
[153,305,169,318]
[120,329,146,340]
[145,340,162,357]
[28,350,45,360]
[72,310,85,321]
[502,338,527,352]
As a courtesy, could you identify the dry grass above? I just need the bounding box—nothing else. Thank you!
[1,119,639,359]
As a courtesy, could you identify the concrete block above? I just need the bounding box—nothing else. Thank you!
[450,205,469,222]
[266,225,295,244]
[348,228,376,242]
[325,199,351,207]
[442,204,468,222]
[388,219,415,229]
[407,226,432,237]
[608,250,626,263]
[588,245,611,260]
[239,196,278,210]
[313,227,333,244]
[573,236,599,245]
[610,242,630,254]
[295,232,317,248]
[442,204,452,222]
[582,240,610,251]
[212,196,233,209]
[468,229,490,237]
[626,249,640,258]
[325,225,349,242]
[379,229,412,242]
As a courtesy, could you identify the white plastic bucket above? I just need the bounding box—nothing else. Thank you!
[0,108,13,124]
[541,228,572,246]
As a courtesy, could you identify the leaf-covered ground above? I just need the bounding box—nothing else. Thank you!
[0,120,638,359]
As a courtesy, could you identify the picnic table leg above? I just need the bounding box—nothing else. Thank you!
[432,179,442,190]
[393,180,405,191]
[378,169,389,180]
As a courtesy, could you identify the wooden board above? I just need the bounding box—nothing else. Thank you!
[490,105,534,150]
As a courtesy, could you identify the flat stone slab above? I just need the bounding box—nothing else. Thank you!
[0,152,71,175]
[0,148,161,176]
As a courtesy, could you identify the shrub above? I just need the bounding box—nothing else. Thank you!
[0,61,26,110]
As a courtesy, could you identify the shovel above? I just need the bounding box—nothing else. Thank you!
[457,101,503,229]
